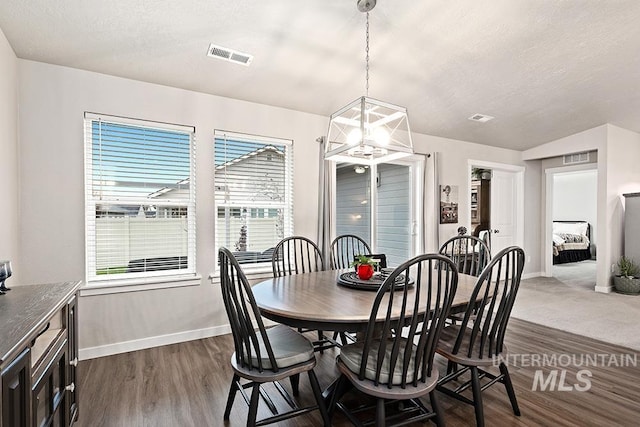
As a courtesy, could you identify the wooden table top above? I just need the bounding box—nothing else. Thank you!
[252,269,477,333]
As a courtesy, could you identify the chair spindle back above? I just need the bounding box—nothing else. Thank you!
[359,254,458,388]
[272,236,324,277]
[439,235,491,277]
[219,247,278,372]
[330,234,372,269]
[453,246,525,359]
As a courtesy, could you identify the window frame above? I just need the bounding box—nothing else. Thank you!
[84,112,197,286]
[213,130,294,274]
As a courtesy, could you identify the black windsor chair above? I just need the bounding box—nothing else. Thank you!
[328,253,459,426]
[435,246,525,427]
[219,247,330,426]
[272,236,336,352]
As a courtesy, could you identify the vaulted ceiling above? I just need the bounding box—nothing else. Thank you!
[2,0,640,150]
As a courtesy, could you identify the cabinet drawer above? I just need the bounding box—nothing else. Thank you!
[31,307,67,380]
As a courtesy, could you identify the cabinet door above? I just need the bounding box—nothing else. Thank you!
[1,348,32,427]
[32,343,67,427]
[65,295,78,426]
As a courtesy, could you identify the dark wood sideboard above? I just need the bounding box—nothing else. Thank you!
[0,281,81,427]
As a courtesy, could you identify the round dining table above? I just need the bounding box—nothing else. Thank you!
[252,269,478,333]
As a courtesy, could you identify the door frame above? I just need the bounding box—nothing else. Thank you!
[330,155,425,260]
[543,163,598,277]
[368,155,425,258]
[467,160,525,250]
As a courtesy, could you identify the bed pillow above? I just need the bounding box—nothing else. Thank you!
[552,234,565,245]
[558,233,584,243]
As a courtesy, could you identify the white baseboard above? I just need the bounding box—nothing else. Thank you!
[595,285,613,293]
[522,271,544,280]
[79,324,232,361]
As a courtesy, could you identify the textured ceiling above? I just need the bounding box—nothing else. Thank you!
[2,0,640,150]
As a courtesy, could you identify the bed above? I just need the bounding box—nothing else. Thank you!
[552,220,592,264]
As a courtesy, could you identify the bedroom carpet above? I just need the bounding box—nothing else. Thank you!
[512,260,640,351]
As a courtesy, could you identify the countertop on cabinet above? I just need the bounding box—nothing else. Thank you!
[0,281,81,366]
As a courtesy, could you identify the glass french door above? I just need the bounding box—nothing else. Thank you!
[334,158,423,267]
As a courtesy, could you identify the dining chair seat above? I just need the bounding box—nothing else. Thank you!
[339,338,421,386]
[337,354,439,401]
[244,324,315,370]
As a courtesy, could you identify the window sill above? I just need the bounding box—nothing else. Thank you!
[80,274,202,296]
[209,266,274,285]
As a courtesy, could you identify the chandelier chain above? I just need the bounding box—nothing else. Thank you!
[365,12,369,97]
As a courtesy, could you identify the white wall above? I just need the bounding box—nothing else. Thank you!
[522,125,607,161]
[604,125,640,290]
[0,28,20,281]
[524,124,640,292]
[17,60,537,357]
[17,60,326,356]
[412,133,542,276]
[553,170,598,248]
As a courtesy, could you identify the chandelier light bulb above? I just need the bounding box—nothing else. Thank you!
[347,128,363,146]
[373,127,390,145]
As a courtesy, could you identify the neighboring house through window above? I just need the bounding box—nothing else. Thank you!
[84,113,196,283]
[214,130,293,267]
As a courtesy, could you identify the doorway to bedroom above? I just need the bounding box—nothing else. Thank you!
[546,166,597,290]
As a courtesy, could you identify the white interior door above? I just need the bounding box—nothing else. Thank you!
[490,169,518,254]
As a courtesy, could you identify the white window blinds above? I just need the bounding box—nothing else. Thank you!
[84,113,196,282]
[214,131,293,266]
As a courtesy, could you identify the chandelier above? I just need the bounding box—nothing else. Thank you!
[325,0,414,166]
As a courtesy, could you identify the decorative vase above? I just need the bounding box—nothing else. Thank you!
[357,264,374,280]
[613,276,640,294]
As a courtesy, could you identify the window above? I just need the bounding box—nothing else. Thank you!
[84,113,196,283]
[215,131,293,267]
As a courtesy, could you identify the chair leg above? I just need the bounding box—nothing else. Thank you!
[429,390,445,427]
[290,373,300,396]
[340,332,349,345]
[308,370,331,426]
[499,363,521,416]
[223,374,239,420]
[376,398,386,427]
[470,367,484,427]
[333,331,353,346]
[317,330,325,353]
[247,383,261,427]
[447,360,458,375]
[327,374,350,416]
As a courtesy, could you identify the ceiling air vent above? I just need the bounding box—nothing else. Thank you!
[563,152,590,165]
[207,44,253,66]
[468,113,494,123]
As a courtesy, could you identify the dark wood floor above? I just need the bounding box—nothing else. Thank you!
[76,319,640,426]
